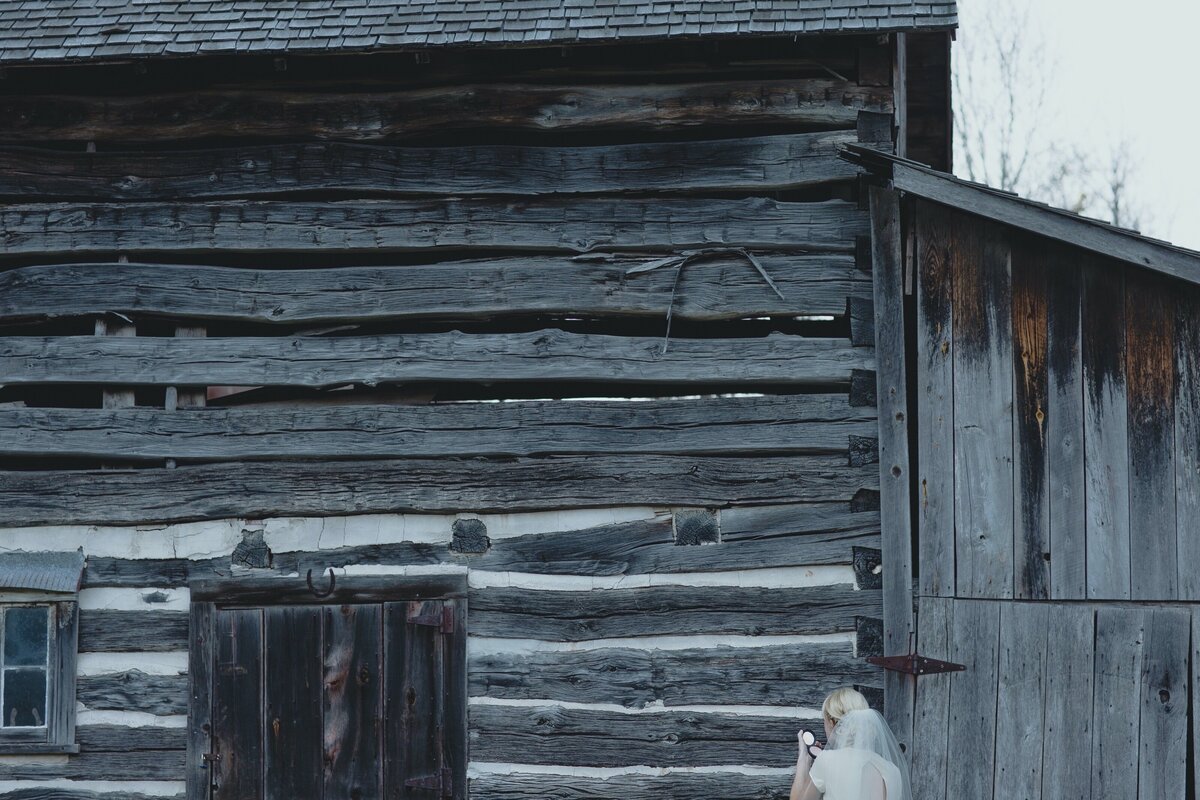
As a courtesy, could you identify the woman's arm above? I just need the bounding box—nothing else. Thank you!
[789,736,822,800]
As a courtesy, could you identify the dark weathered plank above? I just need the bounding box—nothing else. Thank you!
[0,254,868,325]
[1046,256,1086,600]
[323,603,382,799]
[1137,607,1189,799]
[0,395,877,462]
[194,575,466,607]
[470,772,788,800]
[470,704,807,767]
[1125,270,1177,600]
[264,606,323,800]
[953,219,1014,598]
[469,584,877,641]
[0,133,858,200]
[1040,604,1094,800]
[0,198,866,256]
[867,184,915,754]
[1090,606,1142,799]
[0,791,182,800]
[186,603,213,800]
[1011,239,1050,599]
[1192,608,1200,793]
[78,670,187,715]
[76,723,187,751]
[915,202,955,596]
[385,600,447,800]
[0,750,184,781]
[993,602,1048,800]
[470,641,880,708]
[0,80,890,143]
[0,331,873,389]
[212,608,263,800]
[443,599,468,800]
[79,610,189,652]
[0,454,878,527]
[1177,287,1200,600]
[945,599,1000,800]
[83,554,228,589]
[1082,259,1130,599]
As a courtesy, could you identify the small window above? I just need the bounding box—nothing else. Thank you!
[0,551,83,754]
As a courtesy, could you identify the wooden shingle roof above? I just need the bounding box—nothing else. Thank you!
[0,0,957,64]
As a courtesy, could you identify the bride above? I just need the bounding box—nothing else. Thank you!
[790,687,911,800]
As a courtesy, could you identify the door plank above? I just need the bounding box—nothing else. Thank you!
[1090,606,1143,798]
[324,603,384,800]
[1137,608,1189,799]
[945,600,1000,799]
[1041,604,1094,800]
[993,602,1048,800]
[385,600,447,799]
[212,608,264,800]
[264,606,323,800]
[910,596,952,800]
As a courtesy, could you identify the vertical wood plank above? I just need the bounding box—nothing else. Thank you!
[324,603,383,800]
[910,596,952,800]
[1083,259,1130,599]
[264,605,323,800]
[953,219,1015,598]
[1191,608,1200,792]
[1046,258,1086,599]
[385,600,446,800]
[1177,286,1200,600]
[187,602,215,800]
[945,599,1000,800]
[915,203,955,597]
[1137,607,1188,799]
[443,599,467,800]
[212,607,264,800]
[1090,606,1143,799]
[993,602,1048,800]
[1041,604,1094,800]
[1012,239,1050,599]
[1125,270,1177,600]
[868,185,915,756]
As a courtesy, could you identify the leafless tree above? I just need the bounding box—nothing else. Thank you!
[954,0,1150,231]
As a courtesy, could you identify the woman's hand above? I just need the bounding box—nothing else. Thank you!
[796,731,814,769]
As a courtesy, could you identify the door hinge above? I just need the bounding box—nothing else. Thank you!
[866,652,965,676]
[404,766,453,797]
[408,603,454,634]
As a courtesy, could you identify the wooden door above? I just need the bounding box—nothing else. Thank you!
[193,595,464,800]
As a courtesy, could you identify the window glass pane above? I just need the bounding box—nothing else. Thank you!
[4,606,49,666]
[3,668,47,727]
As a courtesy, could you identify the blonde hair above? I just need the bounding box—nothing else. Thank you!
[822,687,870,723]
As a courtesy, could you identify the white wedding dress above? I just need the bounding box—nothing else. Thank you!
[808,710,911,800]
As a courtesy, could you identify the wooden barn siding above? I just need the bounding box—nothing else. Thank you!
[913,199,1200,602]
[0,37,895,797]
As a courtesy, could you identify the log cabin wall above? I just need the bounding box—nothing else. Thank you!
[907,196,1200,799]
[0,35,904,799]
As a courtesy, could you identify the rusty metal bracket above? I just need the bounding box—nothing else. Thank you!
[866,652,965,676]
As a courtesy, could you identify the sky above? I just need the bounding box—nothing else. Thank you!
[954,0,1200,250]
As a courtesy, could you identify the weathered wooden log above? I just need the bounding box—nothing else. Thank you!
[0,133,858,200]
[0,791,183,800]
[469,584,878,640]
[471,641,880,707]
[0,454,878,526]
[0,198,865,256]
[469,704,806,767]
[79,610,189,653]
[77,670,188,716]
[0,331,874,389]
[469,772,789,800]
[0,80,891,142]
[0,395,875,462]
[76,724,187,751]
[0,254,868,325]
[0,750,184,781]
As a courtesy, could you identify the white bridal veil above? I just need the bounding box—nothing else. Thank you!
[810,709,911,800]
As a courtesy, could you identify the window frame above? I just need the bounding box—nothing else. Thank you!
[0,595,79,755]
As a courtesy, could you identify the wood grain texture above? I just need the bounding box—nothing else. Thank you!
[0,791,182,800]
[1137,607,1189,800]
[1177,287,1200,600]
[1046,257,1086,600]
[945,599,1000,800]
[469,772,789,800]
[469,704,805,767]
[1040,604,1094,800]
[0,253,869,325]
[469,584,878,640]
[0,454,879,527]
[212,608,264,800]
[0,395,877,462]
[1011,239,1050,599]
[993,602,1048,800]
[0,331,874,389]
[0,133,858,200]
[1082,259,1130,599]
[0,198,866,256]
[1125,270,1177,600]
[915,203,955,596]
[470,641,881,708]
[384,600,447,800]
[79,609,188,652]
[78,670,187,715]
[0,750,184,781]
[0,80,890,142]
[322,604,382,799]
[264,606,323,800]
[953,219,1014,598]
[1090,606,1143,799]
